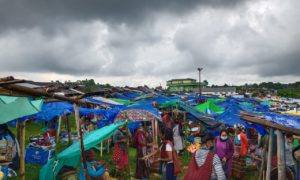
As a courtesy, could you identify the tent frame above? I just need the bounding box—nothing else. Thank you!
[0,76,94,180]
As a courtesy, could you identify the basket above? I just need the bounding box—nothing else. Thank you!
[0,140,13,163]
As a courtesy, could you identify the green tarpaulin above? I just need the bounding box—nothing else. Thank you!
[160,100,179,109]
[194,101,224,114]
[109,98,131,105]
[39,122,125,180]
[207,98,225,104]
[0,96,43,124]
[260,101,273,106]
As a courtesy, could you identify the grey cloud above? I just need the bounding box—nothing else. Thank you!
[0,0,248,34]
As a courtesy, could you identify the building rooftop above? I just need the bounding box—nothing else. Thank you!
[167,78,196,82]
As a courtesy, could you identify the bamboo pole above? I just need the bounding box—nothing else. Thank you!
[0,76,14,82]
[100,142,103,157]
[152,119,155,145]
[107,138,110,154]
[66,115,73,145]
[56,116,62,144]
[16,120,20,144]
[259,148,266,180]
[154,120,158,145]
[1,84,86,105]
[0,79,26,85]
[277,131,286,180]
[74,104,88,179]
[266,128,273,180]
[19,121,26,180]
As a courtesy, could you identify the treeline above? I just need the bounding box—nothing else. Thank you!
[64,79,112,93]
[239,82,300,98]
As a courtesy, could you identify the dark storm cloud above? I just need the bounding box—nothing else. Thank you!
[0,0,299,85]
[0,0,247,33]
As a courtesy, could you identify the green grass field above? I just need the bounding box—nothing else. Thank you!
[7,118,256,180]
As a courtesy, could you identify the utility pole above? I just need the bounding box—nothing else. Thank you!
[197,67,203,101]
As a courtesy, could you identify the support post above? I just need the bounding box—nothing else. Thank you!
[100,142,103,157]
[107,138,110,154]
[16,120,20,144]
[66,115,72,145]
[56,116,62,144]
[74,104,88,180]
[19,121,26,180]
[154,120,158,145]
[277,131,286,180]
[266,128,273,180]
[152,120,155,145]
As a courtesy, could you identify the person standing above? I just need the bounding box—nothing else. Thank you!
[134,127,149,180]
[160,128,181,180]
[112,126,129,175]
[173,119,184,154]
[184,133,226,180]
[215,129,234,178]
[285,133,296,179]
[239,127,249,156]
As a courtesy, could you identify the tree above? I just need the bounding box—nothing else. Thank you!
[202,80,209,87]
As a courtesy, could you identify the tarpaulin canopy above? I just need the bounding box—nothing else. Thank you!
[194,101,224,114]
[123,92,143,99]
[264,113,300,129]
[260,101,273,106]
[109,98,131,105]
[39,122,125,180]
[0,96,43,124]
[160,100,179,109]
[112,93,131,100]
[179,104,223,128]
[216,105,267,135]
[114,104,161,123]
[85,97,124,107]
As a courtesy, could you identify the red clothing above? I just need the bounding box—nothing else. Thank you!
[240,132,249,155]
[184,152,214,180]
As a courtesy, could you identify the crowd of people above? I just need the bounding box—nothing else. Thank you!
[78,109,300,180]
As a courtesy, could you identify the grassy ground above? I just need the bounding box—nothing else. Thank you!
[7,119,256,180]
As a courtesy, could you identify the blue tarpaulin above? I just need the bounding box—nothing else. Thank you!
[264,113,300,129]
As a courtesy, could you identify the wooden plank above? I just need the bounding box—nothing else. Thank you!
[0,76,14,82]
[1,84,86,104]
[266,128,273,180]
[19,121,26,180]
[0,79,26,85]
[277,131,286,180]
[74,104,88,179]
[56,116,62,144]
[66,115,73,145]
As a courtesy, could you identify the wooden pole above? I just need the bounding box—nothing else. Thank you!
[107,138,110,154]
[154,120,158,145]
[1,83,86,105]
[56,116,62,144]
[100,142,103,157]
[19,121,26,180]
[277,131,286,180]
[259,148,266,180]
[152,119,155,145]
[16,120,21,143]
[266,128,273,180]
[74,104,88,180]
[65,115,72,145]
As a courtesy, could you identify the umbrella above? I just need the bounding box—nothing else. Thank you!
[114,104,161,123]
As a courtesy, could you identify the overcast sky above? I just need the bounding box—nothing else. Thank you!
[0,0,299,87]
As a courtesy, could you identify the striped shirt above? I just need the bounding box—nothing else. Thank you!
[195,149,226,180]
